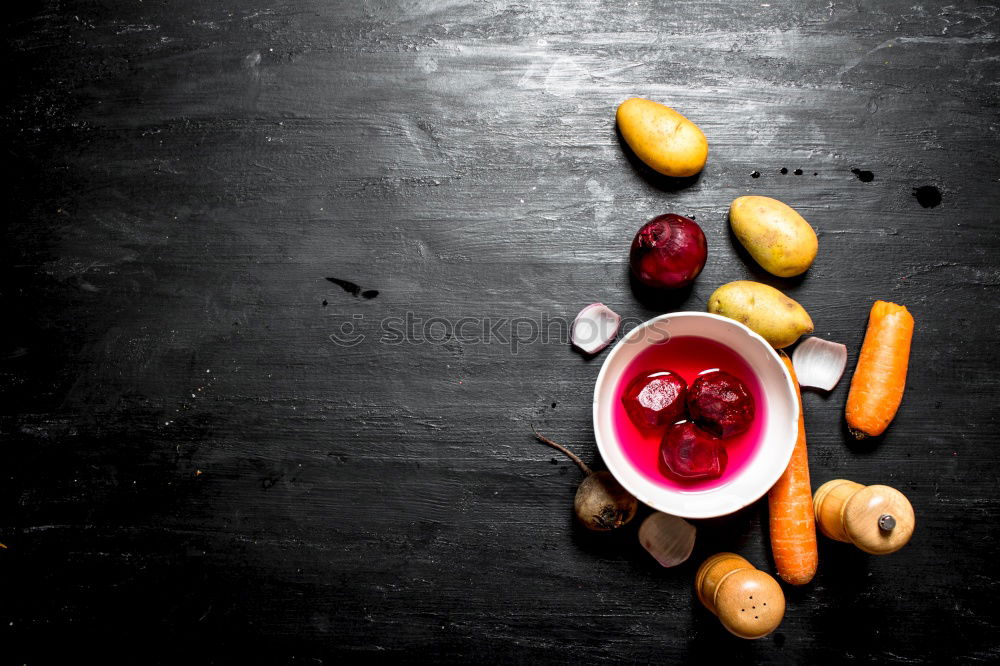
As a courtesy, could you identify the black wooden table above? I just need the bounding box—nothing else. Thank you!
[3,1,998,663]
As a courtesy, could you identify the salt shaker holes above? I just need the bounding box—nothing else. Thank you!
[695,552,785,640]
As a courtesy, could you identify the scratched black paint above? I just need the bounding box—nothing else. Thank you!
[1,0,998,663]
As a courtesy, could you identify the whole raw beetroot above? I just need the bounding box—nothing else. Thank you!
[687,370,755,438]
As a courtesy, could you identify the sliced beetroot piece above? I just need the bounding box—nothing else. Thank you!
[687,370,756,438]
[620,370,688,430]
[660,421,727,480]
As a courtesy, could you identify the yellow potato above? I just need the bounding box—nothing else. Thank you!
[616,98,708,178]
[729,196,818,277]
[707,280,813,349]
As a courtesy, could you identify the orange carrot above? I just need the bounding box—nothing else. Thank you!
[768,352,818,585]
[845,300,914,439]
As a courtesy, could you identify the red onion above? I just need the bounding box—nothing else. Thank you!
[629,214,707,290]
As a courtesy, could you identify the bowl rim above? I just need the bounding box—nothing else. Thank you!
[592,311,799,519]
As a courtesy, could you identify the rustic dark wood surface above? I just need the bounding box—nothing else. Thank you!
[3,0,998,662]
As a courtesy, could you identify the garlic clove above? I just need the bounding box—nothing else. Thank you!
[571,303,621,355]
[639,511,697,568]
[792,336,848,391]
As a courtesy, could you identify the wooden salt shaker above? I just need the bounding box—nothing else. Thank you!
[813,479,915,555]
[695,552,785,639]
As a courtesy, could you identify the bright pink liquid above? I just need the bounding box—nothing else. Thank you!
[612,336,769,492]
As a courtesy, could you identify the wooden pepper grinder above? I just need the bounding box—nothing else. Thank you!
[813,479,915,555]
[695,553,785,639]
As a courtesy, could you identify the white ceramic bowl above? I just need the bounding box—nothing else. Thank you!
[593,312,798,519]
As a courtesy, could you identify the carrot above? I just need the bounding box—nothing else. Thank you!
[845,300,914,439]
[768,352,818,585]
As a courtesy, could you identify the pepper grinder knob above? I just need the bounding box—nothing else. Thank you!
[813,479,915,555]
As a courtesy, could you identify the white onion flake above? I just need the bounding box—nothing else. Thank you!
[639,512,696,568]
[792,336,848,391]
[571,303,621,355]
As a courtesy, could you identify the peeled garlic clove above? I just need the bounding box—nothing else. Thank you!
[639,511,696,568]
[792,336,848,391]
[571,303,621,355]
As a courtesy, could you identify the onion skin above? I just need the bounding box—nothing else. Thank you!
[792,337,848,391]
[571,303,621,355]
[639,512,697,568]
